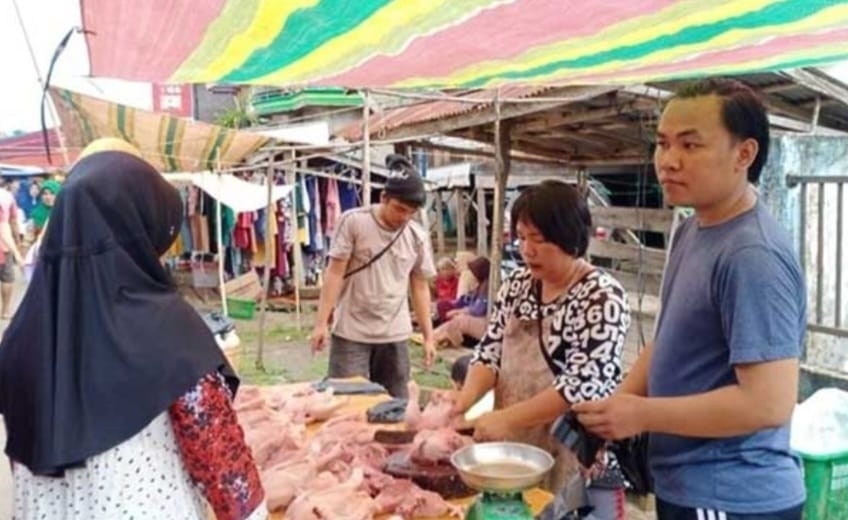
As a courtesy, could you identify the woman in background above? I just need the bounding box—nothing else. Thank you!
[29,179,61,238]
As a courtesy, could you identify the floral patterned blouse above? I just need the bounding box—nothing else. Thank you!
[169,372,265,520]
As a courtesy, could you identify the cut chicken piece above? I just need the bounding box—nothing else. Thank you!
[409,427,474,466]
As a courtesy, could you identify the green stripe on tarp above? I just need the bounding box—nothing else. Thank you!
[163,118,179,171]
[59,90,95,144]
[222,0,391,82]
[462,0,842,87]
[205,131,228,169]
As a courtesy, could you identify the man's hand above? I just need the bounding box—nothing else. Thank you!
[310,325,329,354]
[472,410,514,442]
[572,394,649,440]
[423,336,437,369]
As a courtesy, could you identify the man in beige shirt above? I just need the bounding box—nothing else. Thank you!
[310,155,437,397]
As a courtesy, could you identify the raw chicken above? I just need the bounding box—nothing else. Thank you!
[405,381,454,431]
[286,468,376,520]
[376,478,465,518]
[261,459,316,511]
[409,428,474,466]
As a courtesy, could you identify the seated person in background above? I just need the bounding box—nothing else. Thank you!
[450,354,493,421]
[434,257,490,348]
[455,251,479,298]
[433,256,459,317]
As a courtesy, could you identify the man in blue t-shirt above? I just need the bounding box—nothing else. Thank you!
[574,78,806,519]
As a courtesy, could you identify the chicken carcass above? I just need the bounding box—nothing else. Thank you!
[376,479,465,518]
[286,468,376,520]
[409,428,474,466]
[405,381,454,431]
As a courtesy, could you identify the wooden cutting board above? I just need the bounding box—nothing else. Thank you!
[383,451,476,499]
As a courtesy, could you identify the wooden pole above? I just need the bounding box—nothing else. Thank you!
[214,151,229,316]
[256,159,274,371]
[287,150,303,331]
[488,91,511,315]
[455,188,466,252]
[434,191,446,255]
[361,90,371,205]
[476,187,488,256]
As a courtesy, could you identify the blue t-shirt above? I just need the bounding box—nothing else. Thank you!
[648,201,806,514]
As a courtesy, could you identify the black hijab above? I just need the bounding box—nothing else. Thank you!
[0,150,237,476]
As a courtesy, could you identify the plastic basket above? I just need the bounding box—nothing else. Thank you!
[799,449,848,520]
[226,298,256,320]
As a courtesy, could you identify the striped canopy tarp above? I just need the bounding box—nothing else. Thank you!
[49,87,268,173]
[81,0,848,89]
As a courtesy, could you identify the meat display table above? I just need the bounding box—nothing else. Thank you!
[267,382,553,519]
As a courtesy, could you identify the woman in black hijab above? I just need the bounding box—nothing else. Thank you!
[0,143,267,519]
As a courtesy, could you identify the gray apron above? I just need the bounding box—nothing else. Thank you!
[494,310,578,492]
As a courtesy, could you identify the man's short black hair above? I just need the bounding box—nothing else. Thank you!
[672,78,770,183]
[510,180,592,258]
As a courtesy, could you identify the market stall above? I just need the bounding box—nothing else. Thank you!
[236,380,553,519]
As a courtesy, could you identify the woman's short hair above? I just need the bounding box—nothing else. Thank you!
[510,180,592,258]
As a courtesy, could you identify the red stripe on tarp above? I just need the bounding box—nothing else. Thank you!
[317,0,677,86]
[81,0,227,82]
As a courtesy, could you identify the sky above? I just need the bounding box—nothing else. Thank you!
[2,0,848,136]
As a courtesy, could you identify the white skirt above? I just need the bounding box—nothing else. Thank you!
[12,412,267,520]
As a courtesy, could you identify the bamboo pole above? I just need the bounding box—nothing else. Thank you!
[488,91,511,315]
[215,152,228,316]
[255,159,274,371]
[361,90,371,205]
[286,150,303,331]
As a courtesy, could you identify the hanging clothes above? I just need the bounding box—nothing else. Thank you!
[324,177,341,235]
[294,180,310,247]
[304,176,323,253]
[274,199,289,278]
[338,180,358,212]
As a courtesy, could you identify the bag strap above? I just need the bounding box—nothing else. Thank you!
[343,223,407,280]
[534,280,559,374]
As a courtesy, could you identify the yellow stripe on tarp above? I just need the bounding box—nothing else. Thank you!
[469,3,848,88]
[174,0,320,82]
[393,0,776,88]
[252,0,500,85]
[561,45,848,88]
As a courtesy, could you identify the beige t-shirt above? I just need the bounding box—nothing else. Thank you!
[329,205,436,343]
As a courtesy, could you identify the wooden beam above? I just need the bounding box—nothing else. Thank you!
[455,188,467,252]
[488,111,511,312]
[606,268,662,296]
[761,82,800,95]
[509,100,655,134]
[592,207,675,234]
[414,139,568,165]
[380,86,617,140]
[434,191,446,254]
[768,114,847,135]
[587,240,667,273]
[476,187,488,256]
[780,68,848,107]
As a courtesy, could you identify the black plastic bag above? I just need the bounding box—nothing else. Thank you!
[551,411,605,468]
[608,434,652,495]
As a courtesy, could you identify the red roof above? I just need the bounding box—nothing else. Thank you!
[0,129,79,169]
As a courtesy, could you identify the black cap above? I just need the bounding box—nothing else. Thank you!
[383,154,426,207]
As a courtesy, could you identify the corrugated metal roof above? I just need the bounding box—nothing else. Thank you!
[0,129,78,169]
[338,85,553,140]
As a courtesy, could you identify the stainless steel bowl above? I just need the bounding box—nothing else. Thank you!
[450,442,554,492]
